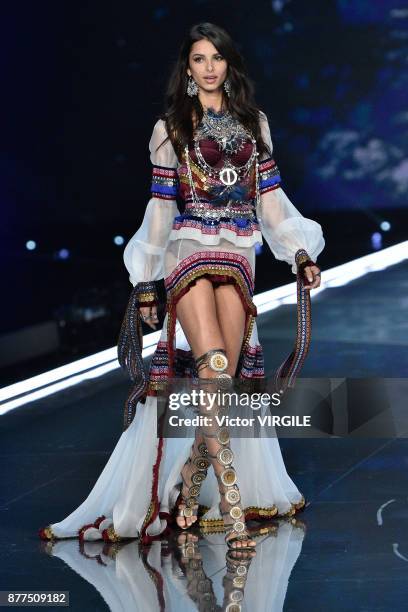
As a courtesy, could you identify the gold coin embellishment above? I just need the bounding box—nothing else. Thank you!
[230,506,243,520]
[194,457,210,471]
[225,488,240,504]
[209,353,228,371]
[232,576,246,588]
[189,485,200,497]
[226,601,241,612]
[192,472,206,485]
[186,498,196,508]
[220,468,236,486]
[217,448,234,465]
[217,428,230,445]
[230,589,244,602]
[233,521,245,533]
[198,442,208,456]
[183,507,193,517]
[236,565,247,576]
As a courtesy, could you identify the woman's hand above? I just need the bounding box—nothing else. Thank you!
[303,265,321,290]
[138,305,159,330]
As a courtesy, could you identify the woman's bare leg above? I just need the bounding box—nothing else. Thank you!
[174,278,223,529]
[175,278,256,547]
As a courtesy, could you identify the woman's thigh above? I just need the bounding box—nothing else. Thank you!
[175,277,246,377]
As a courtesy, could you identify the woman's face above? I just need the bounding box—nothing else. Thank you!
[187,38,228,93]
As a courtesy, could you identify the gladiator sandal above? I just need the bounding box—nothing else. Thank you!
[214,443,256,550]
[194,348,256,550]
[176,437,210,530]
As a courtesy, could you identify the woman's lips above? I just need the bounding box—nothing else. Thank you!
[204,76,217,82]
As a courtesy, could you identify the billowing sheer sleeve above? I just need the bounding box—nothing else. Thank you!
[123,119,179,293]
[256,112,325,274]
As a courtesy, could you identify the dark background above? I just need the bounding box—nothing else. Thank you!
[1,0,407,383]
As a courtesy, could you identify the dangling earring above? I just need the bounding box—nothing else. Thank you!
[187,75,199,97]
[223,78,231,97]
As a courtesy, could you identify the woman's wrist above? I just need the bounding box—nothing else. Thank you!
[134,281,159,307]
[295,249,319,273]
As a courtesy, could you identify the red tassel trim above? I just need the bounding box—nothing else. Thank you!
[78,522,96,541]
[38,527,53,540]
[140,433,165,543]
[101,528,111,542]
[93,515,107,529]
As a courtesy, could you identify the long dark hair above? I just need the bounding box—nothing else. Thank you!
[157,22,271,160]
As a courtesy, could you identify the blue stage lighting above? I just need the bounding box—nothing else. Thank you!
[371,232,382,250]
[58,248,70,260]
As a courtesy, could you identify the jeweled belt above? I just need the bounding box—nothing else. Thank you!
[184,205,257,220]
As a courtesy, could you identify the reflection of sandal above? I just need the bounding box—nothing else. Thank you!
[175,537,218,609]
[222,547,255,609]
[175,441,209,530]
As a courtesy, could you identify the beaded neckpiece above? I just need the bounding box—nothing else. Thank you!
[195,107,251,156]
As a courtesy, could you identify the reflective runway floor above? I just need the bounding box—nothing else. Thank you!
[1,261,407,611]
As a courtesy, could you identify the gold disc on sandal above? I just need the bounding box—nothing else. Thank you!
[225,488,240,504]
[183,507,194,517]
[198,442,208,456]
[192,472,206,485]
[229,506,243,520]
[217,447,234,465]
[232,521,245,533]
[236,565,247,576]
[209,352,228,371]
[221,468,236,486]
[230,589,244,602]
[188,485,201,497]
[233,576,246,588]
[194,457,210,471]
[226,602,242,612]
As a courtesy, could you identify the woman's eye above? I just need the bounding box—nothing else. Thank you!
[193,57,202,62]
[216,55,224,61]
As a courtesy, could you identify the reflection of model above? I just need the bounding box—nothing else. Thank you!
[45,520,306,612]
[39,23,324,549]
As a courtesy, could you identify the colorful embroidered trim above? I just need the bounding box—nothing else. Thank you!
[258,157,281,194]
[164,251,255,299]
[172,214,261,234]
[274,259,312,394]
[151,164,179,200]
